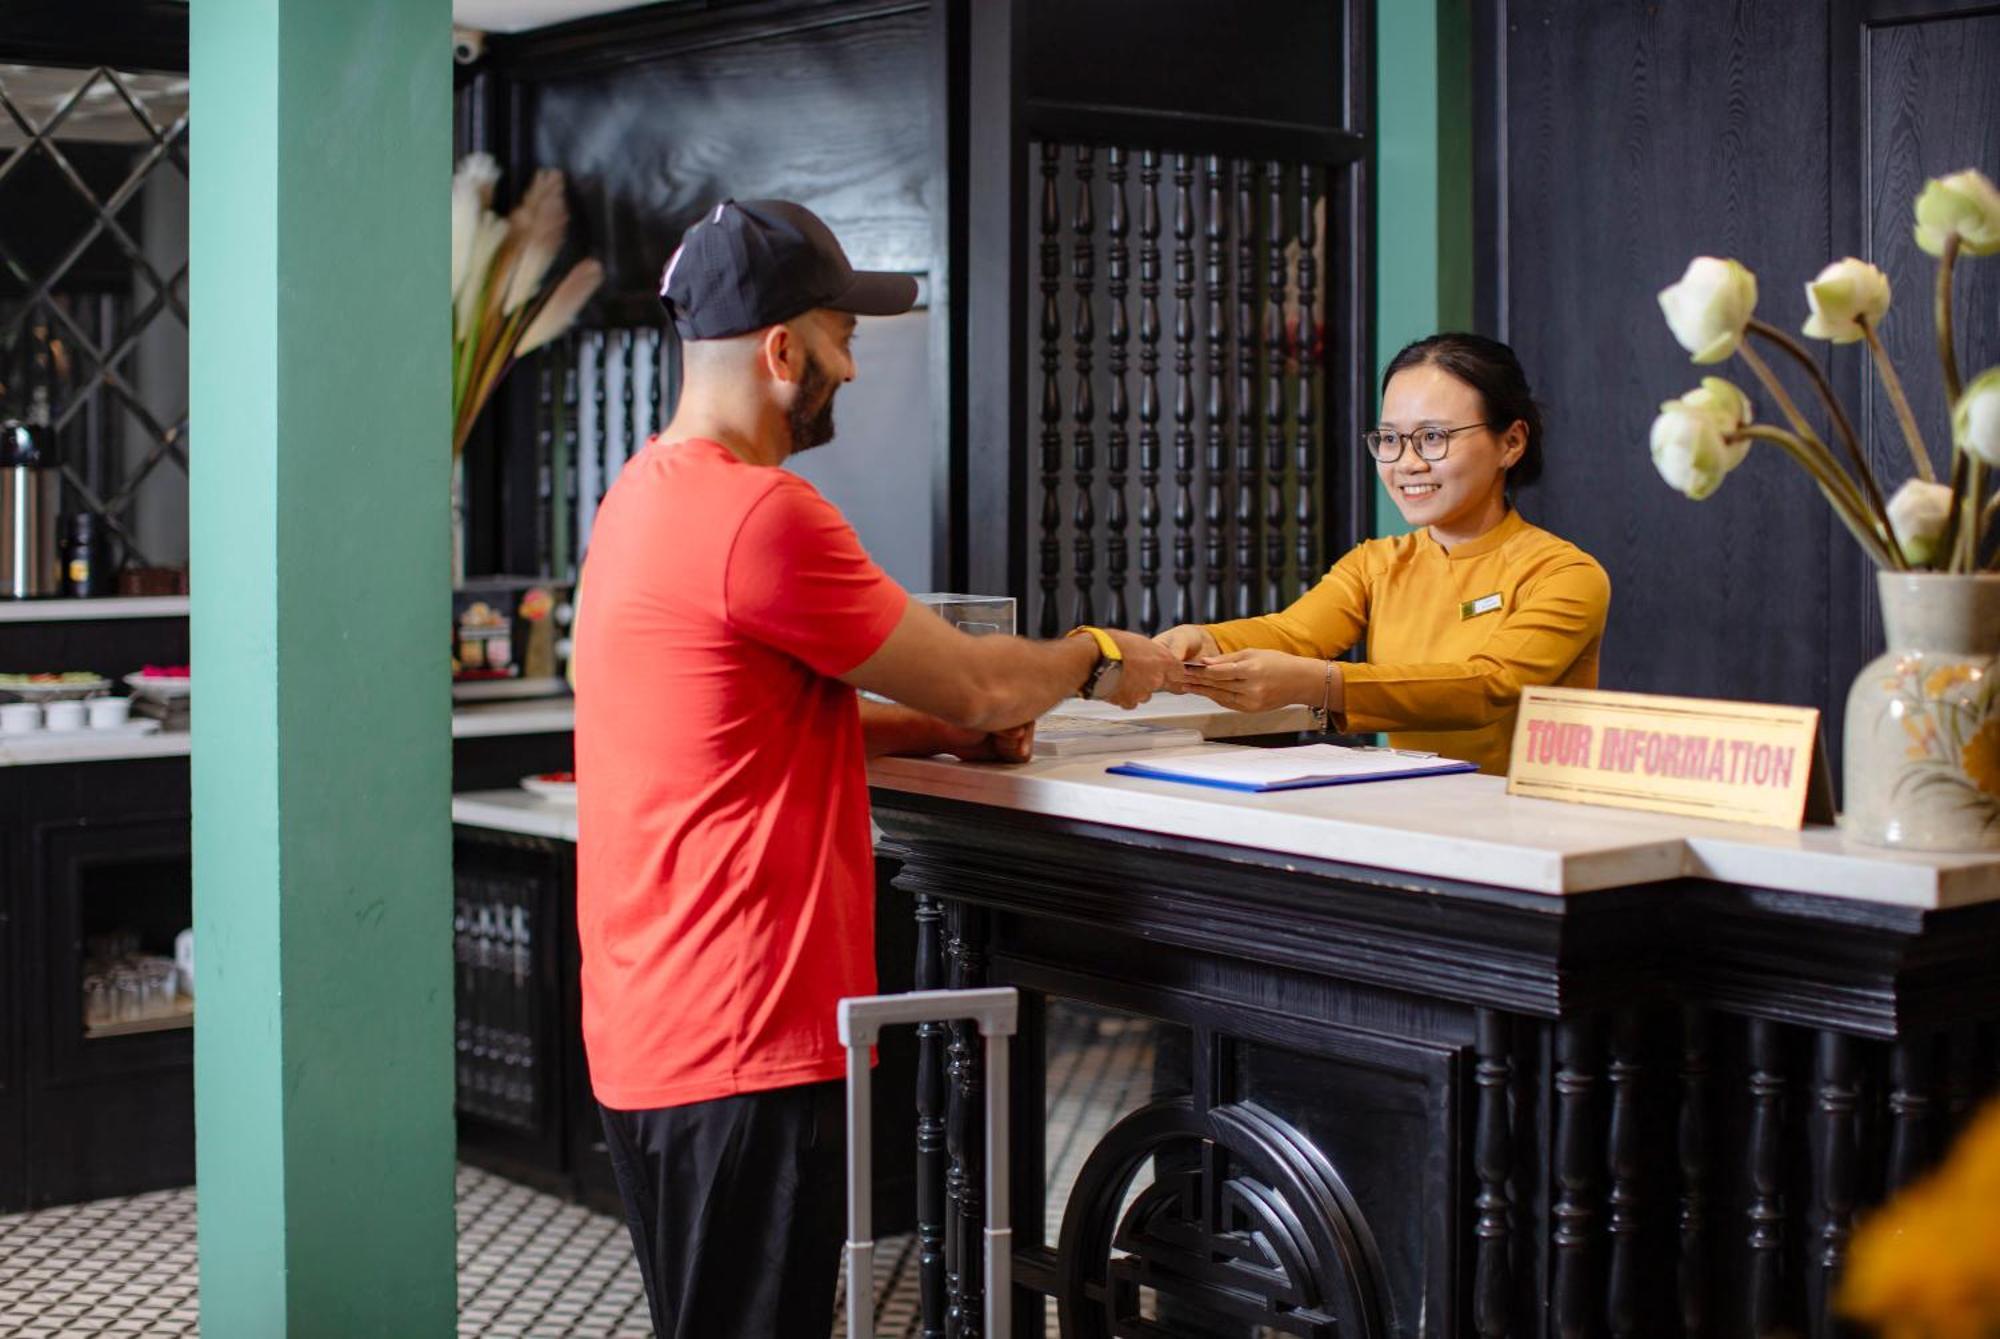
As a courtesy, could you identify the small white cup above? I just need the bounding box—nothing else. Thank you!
[88,696,132,730]
[43,700,87,732]
[0,702,42,733]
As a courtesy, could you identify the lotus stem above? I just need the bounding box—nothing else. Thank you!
[1938,450,1971,570]
[1743,321,1904,569]
[1963,461,1990,572]
[1731,425,1897,567]
[1858,318,1934,483]
[1736,341,1904,571]
[1937,235,1962,406]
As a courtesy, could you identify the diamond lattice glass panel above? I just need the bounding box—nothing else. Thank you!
[0,65,188,570]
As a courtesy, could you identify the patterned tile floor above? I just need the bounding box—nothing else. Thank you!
[0,1005,1151,1337]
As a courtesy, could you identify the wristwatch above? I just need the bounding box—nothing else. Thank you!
[1069,625,1124,700]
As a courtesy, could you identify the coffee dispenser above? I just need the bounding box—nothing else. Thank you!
[0,420,60,599]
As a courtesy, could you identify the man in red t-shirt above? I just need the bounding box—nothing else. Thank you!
[574,199,1181,1338]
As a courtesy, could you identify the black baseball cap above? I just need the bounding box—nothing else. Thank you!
[657,199,917,340]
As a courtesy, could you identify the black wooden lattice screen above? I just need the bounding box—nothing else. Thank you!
[1028,143,1332,639]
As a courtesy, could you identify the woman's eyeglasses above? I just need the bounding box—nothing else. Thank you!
[1363,422,1491,463]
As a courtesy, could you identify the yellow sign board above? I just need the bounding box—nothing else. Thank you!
[1506,686,1822,829]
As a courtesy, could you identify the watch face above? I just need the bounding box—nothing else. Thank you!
[1091,662,1124,702]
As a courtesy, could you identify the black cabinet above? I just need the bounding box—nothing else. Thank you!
[0,759,193,1210]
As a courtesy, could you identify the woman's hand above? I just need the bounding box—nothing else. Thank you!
[1153,624,1219,667]
[1182,649,1332,714]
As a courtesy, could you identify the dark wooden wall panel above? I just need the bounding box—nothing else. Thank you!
[523,6,932,309]
[1857,12,2000,495]
[1496,1,1834,713]
[1484,1,1997,779]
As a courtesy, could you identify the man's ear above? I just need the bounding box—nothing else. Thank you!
[759,323,799,385]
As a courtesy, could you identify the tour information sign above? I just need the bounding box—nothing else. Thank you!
[1506,686,1822,830]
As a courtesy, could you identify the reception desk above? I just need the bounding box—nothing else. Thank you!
[868,748,2000,1338]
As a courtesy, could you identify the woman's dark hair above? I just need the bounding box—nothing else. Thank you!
[1380,332,1544,489]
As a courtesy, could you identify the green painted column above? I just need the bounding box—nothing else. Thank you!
[1372,0,1474,535]
[190,1,454,1333]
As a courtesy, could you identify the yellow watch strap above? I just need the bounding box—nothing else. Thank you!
[1067,625,1122,661]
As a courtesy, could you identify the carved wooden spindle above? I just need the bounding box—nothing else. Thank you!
[1104,147,1131,629]
[1263,162,1288,610]
[1679,1006,1711,1337]
[1472,1010,1513,1339]
[943,910,967,1335]
[1232,157,1258,618]
[1606,1010,1642,1339]
[1553,1016,1601,1339]
[1038,143,1064,639]
[1137,150,1164,633]
[1294,164,1319,586]
[535,353,555,575]
[1810,1031,1858,1339]
[591,331,609,508]
[1888,1034,1936,1190]
[1171,153,1196,628]
[914,893,948,1339]
[560,342,580,579]
[648,327,663,436]
[1942,1023,1980,1132]
[621,328,638,462]
[1746,1018,1787,1337]
[945,903,988,1338]
[1201,154,1228,623]
[1071,145,1098,627]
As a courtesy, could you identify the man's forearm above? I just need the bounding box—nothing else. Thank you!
[957,633,1097,731]
[859,699,963,758]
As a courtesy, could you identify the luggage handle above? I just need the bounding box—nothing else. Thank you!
[837,987,1018,1339]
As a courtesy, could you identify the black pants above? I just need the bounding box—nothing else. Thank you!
[599,1079,846,1339]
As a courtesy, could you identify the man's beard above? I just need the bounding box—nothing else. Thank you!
[786,354,838,455]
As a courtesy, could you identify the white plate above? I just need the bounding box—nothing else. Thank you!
[0,676,111,701]
[520,775,577,804]
[123,672,192,701]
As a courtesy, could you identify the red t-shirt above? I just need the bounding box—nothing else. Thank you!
[573,437,906,1110]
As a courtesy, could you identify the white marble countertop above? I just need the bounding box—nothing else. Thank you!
[1045,695,1312,738]
[454,789,578,841]
[867,746,2000,910]
[0,698,578,767]
[445,702,1308,843]
[0,595,189,622]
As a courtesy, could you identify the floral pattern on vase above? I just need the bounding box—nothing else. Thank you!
[1843,573,2000,851]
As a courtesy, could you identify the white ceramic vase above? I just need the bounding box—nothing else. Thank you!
[1842,572,2000,851]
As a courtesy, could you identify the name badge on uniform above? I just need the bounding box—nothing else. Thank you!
[1460,592,1503,620]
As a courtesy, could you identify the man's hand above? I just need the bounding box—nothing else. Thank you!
[1182,648,1333,714]
[1153,623,1219,664]
[1095,628,1187,707]
[863,699,1036,761]
[942,721,1035,763]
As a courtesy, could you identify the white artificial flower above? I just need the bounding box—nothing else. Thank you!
[1955,366,2000,468]
[1802,258,1891,344]
[1658,257,1759,364]
[1673,376,1755,433]
[1914,169,2000,258]
[1886,478,1955,566]
[1650,402,1744,501]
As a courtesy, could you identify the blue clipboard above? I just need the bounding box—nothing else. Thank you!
[1106,757,1478,793]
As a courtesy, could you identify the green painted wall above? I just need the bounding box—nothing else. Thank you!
[1371,0,1474,536]
[190,1,455,1332]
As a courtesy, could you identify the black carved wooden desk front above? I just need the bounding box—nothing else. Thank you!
[872,788,2000,1339]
